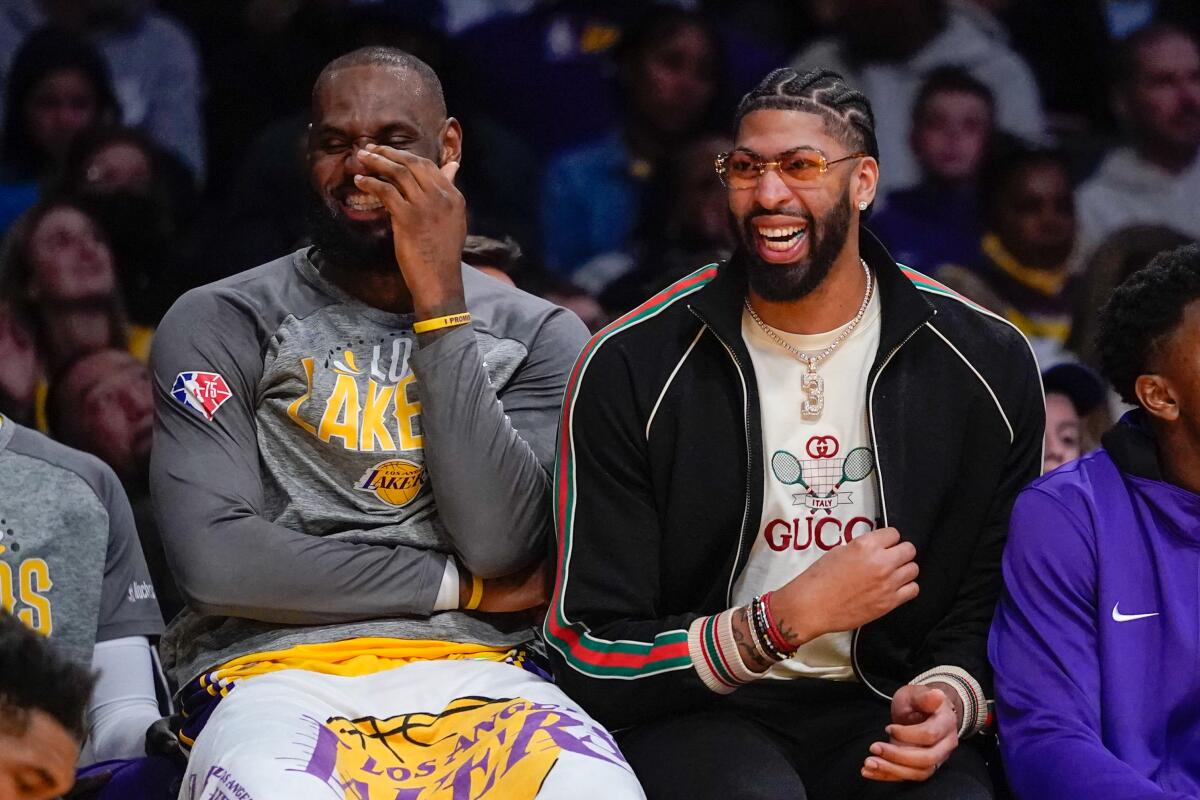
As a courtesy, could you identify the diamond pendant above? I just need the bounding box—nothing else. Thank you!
[801,370,824,420]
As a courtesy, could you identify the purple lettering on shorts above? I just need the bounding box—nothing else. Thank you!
[505,705,626,772]
[451,747,496,800]
[295,718,342,781]
[203,765,254,800]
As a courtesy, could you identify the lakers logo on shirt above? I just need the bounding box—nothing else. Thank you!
[355,459,426,507]
[286,335,425,453]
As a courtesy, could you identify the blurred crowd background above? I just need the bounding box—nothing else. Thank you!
[0,0,1198,618]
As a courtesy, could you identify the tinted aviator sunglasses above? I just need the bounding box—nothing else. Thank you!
[715,147,869,189]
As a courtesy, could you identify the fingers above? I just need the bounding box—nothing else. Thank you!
[889,560,919,589]
[353,174,406,216]
[362,144,450,195]
[884,539,917,569]
[864,527,900,548]
[862,734,957,783]
[357,148,425,198]
[887,718,949,747]
[860,528,916,570]
[912,685,949,716]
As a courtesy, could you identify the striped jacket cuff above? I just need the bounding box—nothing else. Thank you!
[910,665,988,738]
[687,609,766,693]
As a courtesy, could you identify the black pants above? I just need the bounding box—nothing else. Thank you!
[618,678,993,800]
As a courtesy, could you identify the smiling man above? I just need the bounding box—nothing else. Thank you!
[150,47,642,799]
[546,67,1044,799]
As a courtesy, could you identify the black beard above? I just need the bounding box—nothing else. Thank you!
[305,189,395,272]
[730,184,853,302]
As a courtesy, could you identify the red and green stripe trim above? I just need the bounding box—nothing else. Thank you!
[544,265,719,677]
[901,266,998,319]
[702,614,738,688]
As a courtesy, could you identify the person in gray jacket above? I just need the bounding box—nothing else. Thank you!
[150,46,643,800]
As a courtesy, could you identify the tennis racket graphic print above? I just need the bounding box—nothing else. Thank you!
[771,440,875,513]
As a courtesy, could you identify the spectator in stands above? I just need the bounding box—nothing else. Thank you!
[0,302,37,427]
[1041,361,1107,473]
[947,145,1077,364]
[0,412,164,766]
[83,0,205,181]
[1003,0,1200,134]
[1067,224,1194,371]
[0,610,95,800]
[0,27,119,233]
[791,0,1044,196]
[600,132,735,314]
[0,0,205,180]
[462,233,521,287]
[46,349,182,625]
[990,243,1200,799]
[60,125,198,326]
[0,197,152,431]
[871,68,995,273]
[47,349,151,502]
[541,7,720,287]
[1076,23,1200,256]
[0,197,150,367]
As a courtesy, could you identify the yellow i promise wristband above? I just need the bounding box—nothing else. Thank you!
[413,311,472,334]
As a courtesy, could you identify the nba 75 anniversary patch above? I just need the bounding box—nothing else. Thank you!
[172,371,233,421]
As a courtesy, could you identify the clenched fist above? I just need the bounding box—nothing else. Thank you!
[770,527,919,648]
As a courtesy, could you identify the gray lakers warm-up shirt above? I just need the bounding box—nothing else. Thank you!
[0,416,163,666]
[150,249,590,684]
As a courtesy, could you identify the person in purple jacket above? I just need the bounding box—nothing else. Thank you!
[989,241,1200,799]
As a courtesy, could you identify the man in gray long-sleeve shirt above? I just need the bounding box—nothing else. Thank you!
[152,46,643,800]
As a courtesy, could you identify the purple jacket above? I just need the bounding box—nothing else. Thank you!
[990,412,1200,799]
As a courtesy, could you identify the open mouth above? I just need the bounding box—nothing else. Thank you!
[752,219,810,262]
[338,191,386,220]
[757,225,807,251]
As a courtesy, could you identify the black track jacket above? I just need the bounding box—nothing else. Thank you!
[544,230,1045,729]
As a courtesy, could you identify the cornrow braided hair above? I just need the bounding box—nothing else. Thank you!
[735,68,879,163]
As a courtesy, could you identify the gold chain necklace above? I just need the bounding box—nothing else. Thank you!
[744,258,873,421]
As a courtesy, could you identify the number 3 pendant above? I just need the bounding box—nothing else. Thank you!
[801,370,824,420]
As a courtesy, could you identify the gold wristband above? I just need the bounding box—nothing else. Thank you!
[465,575,484,611]
[413,311,472,334]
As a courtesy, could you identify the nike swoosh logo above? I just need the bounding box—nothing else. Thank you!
[1112,603,1159,622]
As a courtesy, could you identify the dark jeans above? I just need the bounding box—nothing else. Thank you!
[618,678,993,800]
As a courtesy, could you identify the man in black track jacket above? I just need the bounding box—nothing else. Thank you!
[545,68,1044,800]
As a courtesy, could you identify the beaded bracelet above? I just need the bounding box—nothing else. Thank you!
[760,592,794,656]
[743,601,777,663]
[750,613,781,664]
[750,595,787,661]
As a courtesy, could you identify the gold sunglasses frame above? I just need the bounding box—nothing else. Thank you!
[714,148,870,188]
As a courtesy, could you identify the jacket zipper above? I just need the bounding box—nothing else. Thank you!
[852,320,928,701]
[687,309,755,604]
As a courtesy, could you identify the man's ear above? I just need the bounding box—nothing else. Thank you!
[440,117,463,168]
[1136,373,1179,423]
[853,156,879,210]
